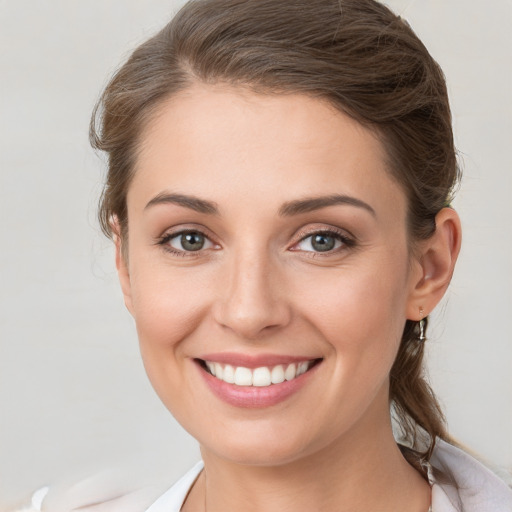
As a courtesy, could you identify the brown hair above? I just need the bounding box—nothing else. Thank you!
[90,0,460,473]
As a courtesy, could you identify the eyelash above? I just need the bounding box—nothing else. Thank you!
[156,227,356,258]
[156,229,216,258]
[292,227,356,257]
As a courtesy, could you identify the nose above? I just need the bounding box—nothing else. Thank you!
[213,249,291,340]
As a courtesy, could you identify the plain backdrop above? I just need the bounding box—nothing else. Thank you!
[1,0,511,505]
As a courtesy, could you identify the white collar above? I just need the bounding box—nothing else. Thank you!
[426,438,512,511]
[145,441,512,512]
[145,461,204,512]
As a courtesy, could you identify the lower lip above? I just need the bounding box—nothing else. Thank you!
[195,360,322,408]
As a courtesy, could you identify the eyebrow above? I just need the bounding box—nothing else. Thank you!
[279,194,376,217]
[145,193,219,214]
[144,192,376,217]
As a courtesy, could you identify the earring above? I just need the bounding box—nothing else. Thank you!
[418,318,426,342]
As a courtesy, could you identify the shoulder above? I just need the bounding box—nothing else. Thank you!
[429,438,512,511]
[23,462,203,512]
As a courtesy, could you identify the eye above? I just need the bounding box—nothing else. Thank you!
[292,230,353,253]
[159,230,217,254]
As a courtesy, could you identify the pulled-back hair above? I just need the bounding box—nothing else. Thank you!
[90,0,460,473]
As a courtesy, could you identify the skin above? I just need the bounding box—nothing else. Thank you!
[115,84,461,511]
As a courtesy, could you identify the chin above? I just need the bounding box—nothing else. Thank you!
[197,421,322,467]
[212,441,309,467]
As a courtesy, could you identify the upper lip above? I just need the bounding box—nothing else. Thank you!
[196,352,322,369]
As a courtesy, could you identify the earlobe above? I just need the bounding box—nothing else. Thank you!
[406,208,462,320]
[112,219,134,315]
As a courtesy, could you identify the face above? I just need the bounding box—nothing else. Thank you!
[118,84,423,466]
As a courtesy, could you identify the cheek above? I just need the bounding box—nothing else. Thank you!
[128,254,213,359]
[127,259,216,419]
[293,256,410,379]
[285,261,410,435]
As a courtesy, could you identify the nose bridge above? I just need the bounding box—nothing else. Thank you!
[215,242,290,339]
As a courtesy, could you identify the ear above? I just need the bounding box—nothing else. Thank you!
[112,218,134,316]
[406,208,462,320]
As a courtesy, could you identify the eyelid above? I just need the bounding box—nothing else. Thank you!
[156,225,221,256]
[293,224,355,242]
[155,223,355,257]
[289,225,356,253]
[169,231,216,251]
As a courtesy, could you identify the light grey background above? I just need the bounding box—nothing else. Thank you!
[1,0,511,505]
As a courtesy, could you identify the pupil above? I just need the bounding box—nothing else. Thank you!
[312,234,335,252]
[182,232,204,251]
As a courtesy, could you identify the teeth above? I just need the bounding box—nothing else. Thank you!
[284,363,296,381]
[206,361,216,376]
[234,366,253,386]
[271,365,285,384]
[223,364,235,384]
[214,362,224,380]
[252,367,271,387]
[297,362,308,376]
[204,360,316,387]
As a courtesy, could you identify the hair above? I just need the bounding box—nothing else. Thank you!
[90,0,461,475]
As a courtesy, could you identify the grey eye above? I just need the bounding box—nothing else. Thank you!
[311,234,336,252]
[169,231,213,252]
[296,233,343,252]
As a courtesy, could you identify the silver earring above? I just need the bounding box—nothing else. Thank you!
[418,319,426,342]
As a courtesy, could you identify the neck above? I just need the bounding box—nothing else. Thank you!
[184,410,430,512]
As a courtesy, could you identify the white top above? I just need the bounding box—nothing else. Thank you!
[24,439,512,511]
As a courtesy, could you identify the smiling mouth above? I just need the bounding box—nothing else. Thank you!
[196,358,323,388]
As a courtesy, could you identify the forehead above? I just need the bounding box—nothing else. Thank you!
[129,84,406,220]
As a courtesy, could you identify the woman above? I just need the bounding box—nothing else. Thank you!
[25,0,512,510]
